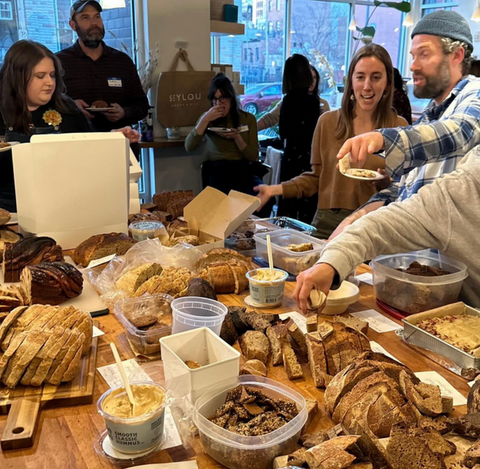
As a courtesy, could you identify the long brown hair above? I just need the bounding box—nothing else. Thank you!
[0,40,71,135]
[335,44,397,140]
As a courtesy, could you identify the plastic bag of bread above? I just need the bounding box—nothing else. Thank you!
[87,238,203,305]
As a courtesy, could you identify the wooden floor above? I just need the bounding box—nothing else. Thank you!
[0,265,471,469]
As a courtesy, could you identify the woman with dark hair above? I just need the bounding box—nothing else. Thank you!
[257,64,330,131]
[185,73,265,201]
[256,45,408,239]
[275,54,321,222]
[0,40,139,212]
[392,68,412,125]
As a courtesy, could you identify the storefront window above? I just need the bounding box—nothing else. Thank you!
[0,0,135,65]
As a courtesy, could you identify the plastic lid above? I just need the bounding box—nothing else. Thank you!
[129,221,164,233]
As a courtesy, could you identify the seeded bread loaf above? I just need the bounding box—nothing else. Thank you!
[73,232,136,267]
[240,359,267,377]
[240,330,270,364]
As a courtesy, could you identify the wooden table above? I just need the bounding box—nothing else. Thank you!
[0,265,471,469]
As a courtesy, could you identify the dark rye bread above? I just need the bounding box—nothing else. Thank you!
[2,236,64,282]
[306,331,329,388]
[386,423,450,469]
[399,370,452,416]
[73,232,136,267]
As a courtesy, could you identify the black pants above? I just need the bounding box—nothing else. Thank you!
[202,159,274,218]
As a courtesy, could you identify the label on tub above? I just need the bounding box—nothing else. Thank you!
[250,283,284,306]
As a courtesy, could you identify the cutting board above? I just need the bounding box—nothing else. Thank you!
[0,256,107,315]
[0,334,98,450]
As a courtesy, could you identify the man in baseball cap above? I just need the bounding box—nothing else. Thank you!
[70,0,102,21]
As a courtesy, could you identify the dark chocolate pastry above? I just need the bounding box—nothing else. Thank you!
[2,236,64,282]
[21,261,83,305]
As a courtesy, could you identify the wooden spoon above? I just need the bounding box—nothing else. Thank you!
[110,342,137,417]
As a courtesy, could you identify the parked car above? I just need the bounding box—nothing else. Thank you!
[240,83,282,115]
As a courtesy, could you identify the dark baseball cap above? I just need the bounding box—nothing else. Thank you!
[70,0,102,20]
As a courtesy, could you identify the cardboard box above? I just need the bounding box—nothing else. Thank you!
[12,133,129,249]
[160,327,240,402]
[183,186,260,253]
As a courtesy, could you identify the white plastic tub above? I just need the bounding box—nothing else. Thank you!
[246,268,288,307]
[254,229,326,275]
[193,375,307,469]
[372,250,468,315]
[171,297,228,335]
[323,281,360,315]
[160,327,240,403]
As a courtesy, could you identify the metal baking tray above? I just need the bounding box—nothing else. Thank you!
[402,305,480,371]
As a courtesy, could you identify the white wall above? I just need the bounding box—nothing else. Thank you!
[142,0,211,195]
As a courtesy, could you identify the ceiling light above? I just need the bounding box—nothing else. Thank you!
[472,3,480,22]
[101,0,126,9]
[348,17,357,31]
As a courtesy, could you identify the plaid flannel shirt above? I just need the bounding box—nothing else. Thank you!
[368,76,480,205]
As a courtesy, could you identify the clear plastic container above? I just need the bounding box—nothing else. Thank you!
[114,294,173,355]
[371,250,468,315]
[193,375,307,469]
[129,221,165,241]
[171,297,228,335]
[254,229,326,275]
[246,268,288,307]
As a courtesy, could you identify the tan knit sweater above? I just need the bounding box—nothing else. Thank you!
[282,109,407,211]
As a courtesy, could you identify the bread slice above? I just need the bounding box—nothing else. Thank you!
[334,315,369,335]
[306,331,329,388]
[0,305,28,343]
[27,305,59,331]
[3,331,50,388]
[322,322,342,376]
[305,436,360,469]
[240,359,267,377]
[286,318,308,356]
[133,274,164,297]
[282,341,303,379]
[42,305,74,330]
[31,329,71,386]
[240,331,270,364]
[207,263,236,294]
[48,332,85,385]
[399,370,445,417]
[0,331,28,380]
[17,304,47,328]
[60,307,84,330]
[72,315,93,355]
[266,324,288,366]
[45,329,79,383]
[228,261,249,295]
[61,340,84,383]
[115,263,163,295]
[21,326,66,386]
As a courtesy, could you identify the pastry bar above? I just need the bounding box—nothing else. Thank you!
[417,314,480,355]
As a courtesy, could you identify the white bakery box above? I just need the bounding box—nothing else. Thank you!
[160,327,240,403]
[12,133,139,249]
[180,186,261,253]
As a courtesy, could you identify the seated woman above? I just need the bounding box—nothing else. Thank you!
[185,73,268,208]
[0,40,139,212]
[257,65,330,132]
[256,44,408,239]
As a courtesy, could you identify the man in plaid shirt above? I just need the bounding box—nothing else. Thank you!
[331,11,480,239]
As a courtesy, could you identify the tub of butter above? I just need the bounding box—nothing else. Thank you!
[246,268,288,307]
[97,381,166,454]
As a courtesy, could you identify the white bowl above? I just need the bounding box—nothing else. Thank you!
[323,281,360,315]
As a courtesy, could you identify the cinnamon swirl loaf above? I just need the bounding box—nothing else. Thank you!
[20,262,83,305]
[2,236,64,282]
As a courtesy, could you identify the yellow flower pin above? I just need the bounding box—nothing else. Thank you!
[42,110,62,127]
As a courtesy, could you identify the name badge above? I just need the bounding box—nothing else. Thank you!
[108,77,122,87]
[237,125,249,133]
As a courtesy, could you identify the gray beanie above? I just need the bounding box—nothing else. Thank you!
[411,10,473,51]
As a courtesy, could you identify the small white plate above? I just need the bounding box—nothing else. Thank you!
[0,141,19,153]
[208,127,232,133]
[85,107,115,112]
[5,212,17,225]
[342,168,385,181]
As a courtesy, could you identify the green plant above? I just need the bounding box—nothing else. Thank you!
[353,1,411,49]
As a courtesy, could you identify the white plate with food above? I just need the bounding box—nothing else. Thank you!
[208,127,233,133]
[85,107,115,112]
[0,141,20,153]
[342,168,385,181]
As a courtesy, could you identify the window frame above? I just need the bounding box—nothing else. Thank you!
[0,1,13,21]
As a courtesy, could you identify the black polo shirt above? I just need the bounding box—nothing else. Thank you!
[56,41,149,132]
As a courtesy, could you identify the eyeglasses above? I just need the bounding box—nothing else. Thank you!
[211,96,229,104]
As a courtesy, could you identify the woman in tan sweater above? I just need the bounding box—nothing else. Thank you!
[255,45,408,239]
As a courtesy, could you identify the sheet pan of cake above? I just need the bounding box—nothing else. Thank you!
[402,302,480,371]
